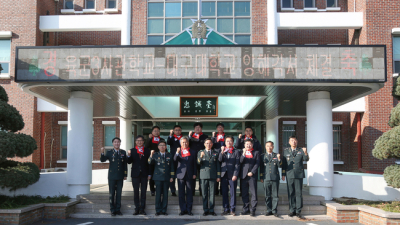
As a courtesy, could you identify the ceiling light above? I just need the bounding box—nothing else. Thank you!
[46,87,55,90]
[283,100,290,102]
[103,94,112,100]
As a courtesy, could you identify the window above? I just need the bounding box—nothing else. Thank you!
[65,0,74,9]
[333,125,342,161]
[86,0,95,9]
[0,39,11,76]
[281,0,293,8]
[393,37,400,73]
[282,125,296,149]
[61,126,68,159]
[304,0,315,8]
[104,125,116,149]
[147,1,251,45]
[107,0,117,8]
[326,0,338,8]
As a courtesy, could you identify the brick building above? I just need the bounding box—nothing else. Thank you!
[0,0,398,199]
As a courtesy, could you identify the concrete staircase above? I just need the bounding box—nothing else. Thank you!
[70,184,329,220]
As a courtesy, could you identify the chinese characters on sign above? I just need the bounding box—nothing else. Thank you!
[15,46,386,83]
[180,97,218,117]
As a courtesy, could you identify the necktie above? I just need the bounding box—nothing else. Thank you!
[268,154,271,161]
[292,150,296,156]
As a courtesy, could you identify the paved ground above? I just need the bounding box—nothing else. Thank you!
[33,218,360,225]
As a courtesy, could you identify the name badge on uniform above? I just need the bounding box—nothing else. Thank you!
[297,152,302,154]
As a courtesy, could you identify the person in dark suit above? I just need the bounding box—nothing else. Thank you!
[189,122,208,196]
[239,139,261,217]
[127,135,151,216]
[234,126,262,197]
[174,136,197,216]
[167,125,182,196]
[149,140,175,216]
[145,126,165,196]
[100,137,127,216]
[282,136,309,218]
[211,122,225,195]
[219,136,240,216]
[197,138,220,216]
[260,141,285,217]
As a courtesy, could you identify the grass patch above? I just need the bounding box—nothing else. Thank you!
[334,198,400,213]
[0,195,70,209]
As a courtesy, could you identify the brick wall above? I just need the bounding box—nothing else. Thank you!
[131,0,147,45]
[327,207,359,223]
[58,31,121,46]
[251,0,268,44]
[278,29,348,45]
[0,208,44,225]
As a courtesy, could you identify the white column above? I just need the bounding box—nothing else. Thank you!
[267,0,278,44]
[121,0,131,45]
[266,117,280,153]
[120,117,133,181]
[67,91,93,198]
[306,91,333,200]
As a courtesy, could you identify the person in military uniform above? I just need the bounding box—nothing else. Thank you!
[211,123,225,196]
[197,138,221,216]
[282,136,309,218]
[100,137,127,216]
[148,140,175,216]
[234,126,262,197]
[239,139,260,217]
[189,122,208,196]
[167,125,182,196]
[260,141,285,217]
[219,136,240,216]
[174,136,197,216]
[146,126,165,196]
[127,135,151,216]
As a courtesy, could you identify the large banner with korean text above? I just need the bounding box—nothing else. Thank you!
[15,45,386,83]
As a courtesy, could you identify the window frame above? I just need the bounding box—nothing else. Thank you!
[106,0,118,9]
[60,125,68,160]
[64,0,74,9]
[0,39,11,78]
[326,0,338,8]
[393,36,400,74]
[147,0,252,45]
[282,124,296,149]
[104,125,117,150]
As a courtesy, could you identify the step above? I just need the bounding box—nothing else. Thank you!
[74,203,327,215]
[70,212,332,220]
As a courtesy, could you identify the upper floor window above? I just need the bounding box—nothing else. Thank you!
[65,0,74,9]
[107,0,117,9]
[104,125,116,149]
[326,0,338,8]
[281,0,293,8]
[304,0,315,8]
[147,0,251,45]
[0,39,11,77]
[393,37,400,73]
[282,125,296,149]
[86,0,95,9]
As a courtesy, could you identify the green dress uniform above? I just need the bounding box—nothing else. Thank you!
[149,152,175,214]
[100,149,127,214]
[260,152,285,214]
[197,149,221,214]
[282,147,309,215]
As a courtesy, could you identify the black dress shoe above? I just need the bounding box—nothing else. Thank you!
[163,212,168,216]
[221,211,230,216]
[241,211,250,215]
[209,212,217,216]
[187,211,194,216]
[296,213,302,218]
[230,211,236,216]
[179,211,185,216]
[151,192,155,196]
[203,212,208,216]
[133,210,139,215]
[274,213,279,217]
[155,212,160,216]
[116,211,123,216]
[288,212,296,217]
[265,211,272,216]
[111,212,116,216]
[171,192,177,196]
[140,210,147,215]
[250,211,256,217]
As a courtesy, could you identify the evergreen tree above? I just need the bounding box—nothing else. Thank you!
[372,76,400,188]
[0,86,39,191]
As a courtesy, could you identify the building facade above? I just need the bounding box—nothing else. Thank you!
[0,0,398,198]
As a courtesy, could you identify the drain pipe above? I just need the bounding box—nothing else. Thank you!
[40,112,45,170]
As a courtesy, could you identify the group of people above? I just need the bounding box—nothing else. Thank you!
[100,122,309,218]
